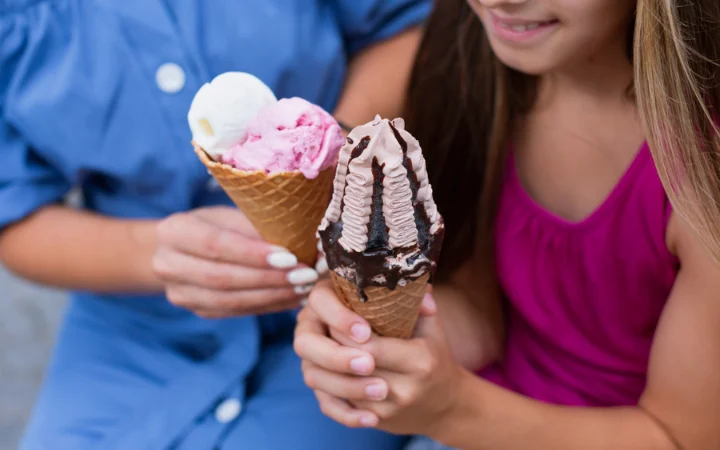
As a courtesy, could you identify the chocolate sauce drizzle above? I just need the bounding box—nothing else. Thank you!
[319,123,445,302]
[350,136,370,160]
[367,157,389,249]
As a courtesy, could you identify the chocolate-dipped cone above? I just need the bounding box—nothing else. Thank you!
[318,116,444,338]
[331,272,429,339]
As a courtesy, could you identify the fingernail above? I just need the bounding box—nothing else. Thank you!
[315,257,329,275]
[267,250,298,269]
[350,323,371,343]
[359,415,378,427]
[350,356,373,375]
[294,284,314,295]
[365,383,387,401]
[287,268,319,285]
[299,297,309,308]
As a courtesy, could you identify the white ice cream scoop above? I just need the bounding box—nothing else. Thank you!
[188,72,277,160]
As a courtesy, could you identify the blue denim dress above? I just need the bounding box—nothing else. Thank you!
[0,0,431,448]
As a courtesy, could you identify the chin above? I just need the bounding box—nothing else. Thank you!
[492,50,556,76]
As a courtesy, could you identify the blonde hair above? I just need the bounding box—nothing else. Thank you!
[635,0,720,260]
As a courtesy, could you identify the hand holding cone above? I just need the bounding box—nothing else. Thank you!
[194,143,333,266]
[187,73,344,267]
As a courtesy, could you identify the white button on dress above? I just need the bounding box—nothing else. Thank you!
[214,398,242,424]
[155,63,186,94]
[206,177,222,191]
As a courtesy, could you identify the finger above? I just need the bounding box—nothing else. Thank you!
[158,212,300,269]
[308,280,372,344]
[359,369,414,405]
[350,397,405,425]
[295,306,328,336]
[418,292,437,317]
[358,334,438,375]
[192,206,260,237]
[166,283,301,312]
[350,369,420,421]
[153,248,318,290]
[315,390,379,428]
[413,313,443,339]
[315,255,329,275]
[294,326,376,376]
[192,298,303,319]
[303,363,388,401]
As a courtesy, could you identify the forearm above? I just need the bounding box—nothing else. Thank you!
[0,206,162,293]
[334,27,423,126]
[433,283,503,371]
[434,372,676,450]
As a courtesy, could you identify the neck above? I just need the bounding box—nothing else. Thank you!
[537,36,634,109]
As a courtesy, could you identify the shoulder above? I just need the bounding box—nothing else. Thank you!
[666,211,718,276]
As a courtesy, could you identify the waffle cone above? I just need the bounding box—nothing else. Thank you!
[330,271,430,339]
[194,143,333,266]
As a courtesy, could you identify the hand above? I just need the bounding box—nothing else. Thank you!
[294,281,465,435]
[153,206,321,318]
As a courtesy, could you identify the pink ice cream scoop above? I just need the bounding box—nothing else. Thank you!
[221,97,344,179]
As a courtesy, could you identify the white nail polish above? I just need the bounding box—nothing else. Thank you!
[294,284,314,295]
[287,268,319,285]
[267,251,298,269]
[315,257,328,275]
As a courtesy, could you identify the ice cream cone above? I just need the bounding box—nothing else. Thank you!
[194,142,333,266]
[330,272,430,339]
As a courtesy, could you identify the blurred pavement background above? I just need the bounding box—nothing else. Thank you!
[0,267,66,448]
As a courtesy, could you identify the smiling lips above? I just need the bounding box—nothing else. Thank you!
[496,19,557,33]
[487,11,560,43]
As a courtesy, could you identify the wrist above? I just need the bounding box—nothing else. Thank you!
[125,219,164,293]
[428,368,485,446]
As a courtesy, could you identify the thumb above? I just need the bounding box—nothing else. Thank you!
[418,292,437,317]
[413,312,441,339]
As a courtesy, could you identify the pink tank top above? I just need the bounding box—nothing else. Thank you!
[482,143,679,406]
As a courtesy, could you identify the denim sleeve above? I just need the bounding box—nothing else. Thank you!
[0,8,72,230]
[330,0,433,54]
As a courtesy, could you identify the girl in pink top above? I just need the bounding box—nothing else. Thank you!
[295,0,720,448]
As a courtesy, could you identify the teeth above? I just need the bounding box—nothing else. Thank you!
[508,23,540,32]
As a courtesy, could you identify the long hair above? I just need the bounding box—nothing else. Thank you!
[404,0,536,287]
[635,0,720,262]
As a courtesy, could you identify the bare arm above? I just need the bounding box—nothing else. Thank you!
[333,27,423,127]
[434,259,505,371]
[0,205,161,293]
[433,215,720,450]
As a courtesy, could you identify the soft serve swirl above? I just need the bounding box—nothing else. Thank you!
[318,116,444,298]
